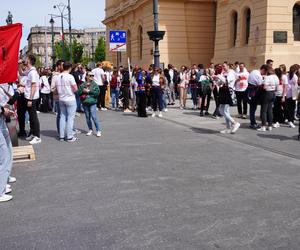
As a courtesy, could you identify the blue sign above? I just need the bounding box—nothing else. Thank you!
[110,30,126,43]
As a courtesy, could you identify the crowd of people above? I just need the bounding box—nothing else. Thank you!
[0,55,300,202]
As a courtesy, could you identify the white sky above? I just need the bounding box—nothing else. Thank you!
[0,0,106,48]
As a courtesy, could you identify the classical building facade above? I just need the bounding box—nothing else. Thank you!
[103,0,300,69]
[27,26,106,67]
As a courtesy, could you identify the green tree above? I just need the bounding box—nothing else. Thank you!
[94,37,106,62]
[55,39,83,63]
[34,55,42,68]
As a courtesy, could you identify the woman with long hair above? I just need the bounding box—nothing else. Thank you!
[285,65,298,128]
[151,68,163,118]
[189,68,198,110]
[179,66,189,109]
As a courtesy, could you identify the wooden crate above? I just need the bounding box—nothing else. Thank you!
[13,145,36,163]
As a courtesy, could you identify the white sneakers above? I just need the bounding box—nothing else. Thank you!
[86,130,93,136]
[220,129,231,134]
[29,137,42,145]
[87,130,102,137]
[8,176,16,183]
[273,122,280,128]
[231,123,240,134]
[289,122,296,128]
[0,194,13,203]
[152,112,163,118]
[257,126,267,132]
[25,134,34,141]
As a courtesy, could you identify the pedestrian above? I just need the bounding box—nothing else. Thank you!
[212,64,222,119]
[39,69,52,113]
[273,67,287,128]
[78,72,102,137]
[92,62,106,110]
[20,55,42,145]
[235,63,249,119]
[215,62,240,134]
[247,64,268,129]
[257,67,279,132]
[136,69,147,117]
[110,69,120,110]
[167,64,176,105]
[121,68,131,113]
[151,68,163,118]
[285,65,298,128]
[55,62,78,142]
[199,68,213,116]
[179,66,189,109]
[189,68,198,110]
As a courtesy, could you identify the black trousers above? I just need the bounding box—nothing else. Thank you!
[236,91,248,115]
[152,87,163,112]
[273,96,285,123]
[260,91,275,126]
[17,93,27,134]
[212,87,221,116]
[136,92,147,117]
[201,89,211,112]
[40,93,52,113]
[285,97,296,123]
[122,87,130,110]
[97,86,107,108]
[26,99,40,137]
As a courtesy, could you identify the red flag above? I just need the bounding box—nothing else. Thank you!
[0,23,22,84]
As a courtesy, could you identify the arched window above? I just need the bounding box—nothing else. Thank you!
[127,30,131,60]
[293,4,300,41]
[138,26,143,60]
[230,11,238,47]
[245,8,251,44]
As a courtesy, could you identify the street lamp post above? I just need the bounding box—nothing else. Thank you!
[67,0,72,63]
[49,17,56,68]
[147,0,165,68]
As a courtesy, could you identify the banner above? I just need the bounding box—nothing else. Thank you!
[0,23,22,84]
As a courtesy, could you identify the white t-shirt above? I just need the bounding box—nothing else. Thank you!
[92,67,105,86]
[264,75,279,92]
[40,76,51,94]
[152,74,160,87]
[235,70,249,92]
[276,74,288,97]
[286,74,298,99]
[248,70,263,86]
[223,70,236,89]
[55,72,77,102]
[25,67,40,100]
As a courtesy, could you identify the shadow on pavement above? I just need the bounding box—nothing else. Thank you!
[257,133,298,141]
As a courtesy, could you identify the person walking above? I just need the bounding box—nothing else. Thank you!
[78,72,101,137]
[56,62,78,142]
[257,68,279,132]
[214,63,240,134]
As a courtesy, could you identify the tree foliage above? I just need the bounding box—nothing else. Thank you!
[94,37,106,62]
[55,39,83,63]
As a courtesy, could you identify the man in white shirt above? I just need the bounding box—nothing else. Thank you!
[55,62,78,142]
[21,55,41,145]
[92,63,106,110]
[247,64,268,128]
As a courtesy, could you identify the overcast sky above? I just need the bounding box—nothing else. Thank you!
[0,0,105,48]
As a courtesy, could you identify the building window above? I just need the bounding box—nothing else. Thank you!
[293,4,300,41]
[245,8,251,45]
[138,26,143,60]
[230,11,238,47]
[127,30,131,60]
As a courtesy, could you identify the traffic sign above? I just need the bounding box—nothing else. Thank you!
[109,30,127,52]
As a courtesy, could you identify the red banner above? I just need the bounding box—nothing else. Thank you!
[0,23,22,84]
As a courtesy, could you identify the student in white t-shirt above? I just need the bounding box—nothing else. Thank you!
[40,70,51,113]
[92,63,106,109]
[55,62,78,142]
[235,63,249,119]
[19,55,41,145]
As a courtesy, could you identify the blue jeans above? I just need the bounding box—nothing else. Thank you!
[54,100,61,135]
[83,104,101,132]
[249,100,257,126]
[219,104,235,129]
[75,92,82,112]
[110,89,119,109]
[59,100,77,139]
[162,90,168,109]
[0,116,12,195]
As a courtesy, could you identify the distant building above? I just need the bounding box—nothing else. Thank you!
[103,0,300,69]
[27,26,106,67]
